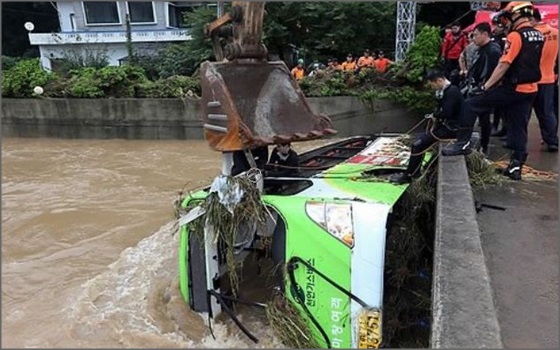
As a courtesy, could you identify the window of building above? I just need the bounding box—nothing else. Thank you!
[83,2,121,25]
[127,1,156,24]
[167,2,216,28]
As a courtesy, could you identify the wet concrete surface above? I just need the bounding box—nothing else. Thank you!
[474,118,559,348]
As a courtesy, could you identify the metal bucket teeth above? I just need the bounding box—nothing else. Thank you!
[200,60,337,151]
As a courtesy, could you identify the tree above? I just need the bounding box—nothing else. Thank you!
[154,6,216,78]
[263,2,397,64]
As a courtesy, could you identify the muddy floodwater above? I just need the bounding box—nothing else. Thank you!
[2,138,335,348]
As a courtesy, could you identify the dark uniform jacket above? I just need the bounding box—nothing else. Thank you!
[267,149,299,177]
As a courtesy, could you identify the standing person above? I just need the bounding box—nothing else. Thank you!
[374,51,393,74]
[463,22,503,154]
[441,22,468,85]
[356,49,376,72]
[443,2,545,181]
[443,24,452,38]
[491,16,508,51]
[266,142,299,177]
[531,8,559,152]
[326,58,342,73]
[291,59,305,81]
[389,70,464,184]
[458,32,478,79]
[341,53,356,72]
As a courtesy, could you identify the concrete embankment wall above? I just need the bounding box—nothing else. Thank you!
[1,96,419,139]
[431,151,503,348]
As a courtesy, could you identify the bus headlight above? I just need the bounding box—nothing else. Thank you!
[306,201,354,247]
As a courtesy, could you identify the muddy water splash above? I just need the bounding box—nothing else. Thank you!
[2,138,330,348]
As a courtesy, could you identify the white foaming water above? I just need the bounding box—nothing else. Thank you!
[65,221,284,348]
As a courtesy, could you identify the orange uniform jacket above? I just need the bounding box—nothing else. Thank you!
[291,67,305,81]
[357,56,376,68]
[500,23,540,93]
[341,61,357,71]
[534,23,558,84]
[375,58,393,73]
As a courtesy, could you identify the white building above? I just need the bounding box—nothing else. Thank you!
[28,1,217,70]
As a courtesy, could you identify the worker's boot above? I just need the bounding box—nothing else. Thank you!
[442,129,474,156]
[502,159,523,181]
[442,140,472,156]
[389,172,413,185]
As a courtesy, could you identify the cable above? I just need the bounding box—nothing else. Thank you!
[288,257,369,307]
[285,256,375,348]
[207,289,260,343]
[286,263,332,348]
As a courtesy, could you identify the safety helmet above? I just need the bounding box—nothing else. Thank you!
[504,2,534,17]
[495,2,533,26]
[297,58,304,65]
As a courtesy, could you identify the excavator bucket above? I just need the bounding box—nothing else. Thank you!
[200,60,337,152]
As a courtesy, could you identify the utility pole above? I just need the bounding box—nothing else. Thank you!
[125,13,134,64]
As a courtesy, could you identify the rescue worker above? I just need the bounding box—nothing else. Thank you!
[531,8,559,152]
[291,59,305,81]
[389,69,464,184]
[356,49,376,72]
[441,22,468,85]
[463,22,503,154]
[491,15,508,51]
[266,142,299,177]
[374,51,393,74]
[443,2,545,181]
[326,58,342,73]
[341,53,357,72]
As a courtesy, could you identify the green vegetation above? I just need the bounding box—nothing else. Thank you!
[2,58,56,98]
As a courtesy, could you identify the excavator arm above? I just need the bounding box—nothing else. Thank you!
[200,2,337,152]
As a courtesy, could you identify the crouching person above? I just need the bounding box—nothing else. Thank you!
[390,69,464,184]
[266,142,300,177]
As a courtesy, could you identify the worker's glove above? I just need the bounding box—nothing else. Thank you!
[424,113,435,120]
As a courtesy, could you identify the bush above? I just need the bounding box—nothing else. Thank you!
[66,67,104,98]
[97,65,148,97]
[397,25,442,84]
[2,58,56,97]
[134,75,201,98]
[63,65,149,98]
